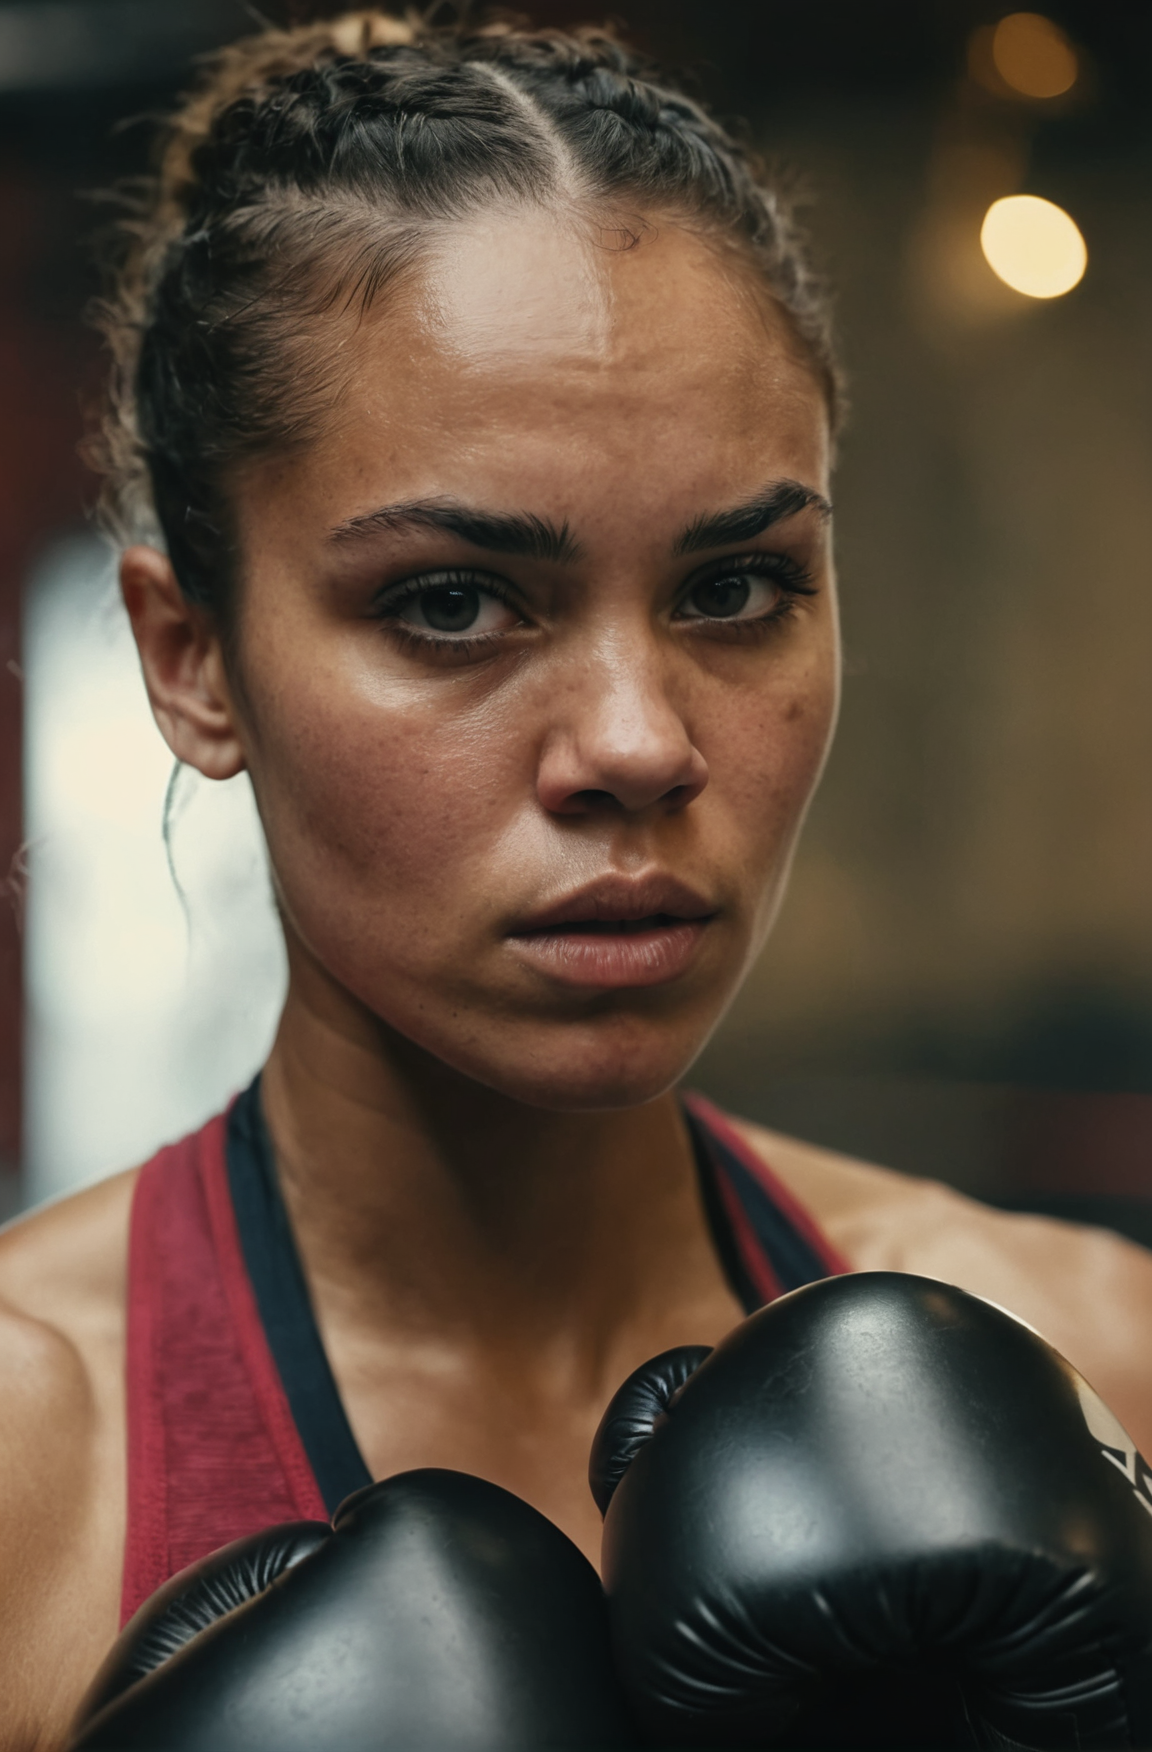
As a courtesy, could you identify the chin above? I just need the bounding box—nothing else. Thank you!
[428,1012,717,1113]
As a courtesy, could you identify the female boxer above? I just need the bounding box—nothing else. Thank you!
[1,12,1150,1746]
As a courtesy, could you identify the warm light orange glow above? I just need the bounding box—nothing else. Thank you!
[992,13,1078,98]
[980,195,1087,298]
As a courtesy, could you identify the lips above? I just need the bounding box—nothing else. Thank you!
[508,875,717,990]
[512,875,716,935]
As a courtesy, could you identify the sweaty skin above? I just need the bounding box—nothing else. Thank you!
[0,209,1150,1750]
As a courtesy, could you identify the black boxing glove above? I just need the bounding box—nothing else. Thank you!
[590,1344,714,1516]
[72,1469,636,1750]
[591,1271,1152,1749]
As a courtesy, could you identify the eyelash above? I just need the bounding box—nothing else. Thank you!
[372,570,519,660]
[676,552,817,643]
[372,553,817,657]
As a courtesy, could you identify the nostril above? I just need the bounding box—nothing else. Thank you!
[537,741,709,818]
[551,781,702,817]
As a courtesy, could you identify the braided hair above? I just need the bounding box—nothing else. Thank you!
[90,8,839,611]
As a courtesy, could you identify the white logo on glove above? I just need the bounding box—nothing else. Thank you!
[1076,1378,1152,1518]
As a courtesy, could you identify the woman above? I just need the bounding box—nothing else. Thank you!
[1,11,1150,1746]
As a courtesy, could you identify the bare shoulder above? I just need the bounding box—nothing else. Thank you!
[0,1171,137,1749]
[734,1118,1152,1455]
[0,1167,136,1351]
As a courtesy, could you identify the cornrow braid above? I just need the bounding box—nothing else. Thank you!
[87,8,839,611]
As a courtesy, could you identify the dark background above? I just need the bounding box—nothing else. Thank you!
[1,0,1149,1224]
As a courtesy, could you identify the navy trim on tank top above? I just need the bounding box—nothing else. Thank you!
[683,1104,836,1298]
[227,1079,372,1514]
[683,1108,763,1315]
[227,1076,831,1516]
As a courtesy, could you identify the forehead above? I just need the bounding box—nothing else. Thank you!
[252,207,829,532]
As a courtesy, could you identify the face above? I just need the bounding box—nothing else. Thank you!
[210,209,839,1108]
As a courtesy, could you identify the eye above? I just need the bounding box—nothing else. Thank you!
[406,584,484,634]
[382,576,521,641]
[678,570,784,622]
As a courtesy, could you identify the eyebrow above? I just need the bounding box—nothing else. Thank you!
[328,476,829,565]
[329,497,580,564]
[674,480,832,555]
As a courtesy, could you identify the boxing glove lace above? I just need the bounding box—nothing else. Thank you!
[72,1468,636,1750]
[591,1271,1152,1749]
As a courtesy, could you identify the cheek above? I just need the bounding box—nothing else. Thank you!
[699,644,839,856]
[246,658,529,944]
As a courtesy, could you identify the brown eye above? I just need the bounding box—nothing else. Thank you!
[689,577,752,619]
[387,580,521,642]
[415,586,480,632]
[678,572,783,622]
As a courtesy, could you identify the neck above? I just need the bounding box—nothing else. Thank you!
[259,966,719,1382]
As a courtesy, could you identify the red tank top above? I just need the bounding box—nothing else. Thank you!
[121,1112,325,1622]
[120,1091,847,1625]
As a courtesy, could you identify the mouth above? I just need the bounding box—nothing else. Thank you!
[538,912,700,934]
[508,877,718,989]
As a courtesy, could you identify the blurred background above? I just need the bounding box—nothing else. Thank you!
[0,0,1148,1228]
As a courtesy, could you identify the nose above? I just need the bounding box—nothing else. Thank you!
[535,637,709,818]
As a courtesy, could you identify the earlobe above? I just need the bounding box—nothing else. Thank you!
[120,544,247,781]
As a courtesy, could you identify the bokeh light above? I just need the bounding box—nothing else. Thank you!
[979,194,1087,298]
[991,13,1078,99]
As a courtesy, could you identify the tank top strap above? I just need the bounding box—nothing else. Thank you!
[120,1107,326,1627]
[684,1090,849,1311]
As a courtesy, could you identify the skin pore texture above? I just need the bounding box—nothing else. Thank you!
[0,205,1151,1750]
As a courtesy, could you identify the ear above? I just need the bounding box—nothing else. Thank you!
[589,1345,713,1517]
[120,544,246,781]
